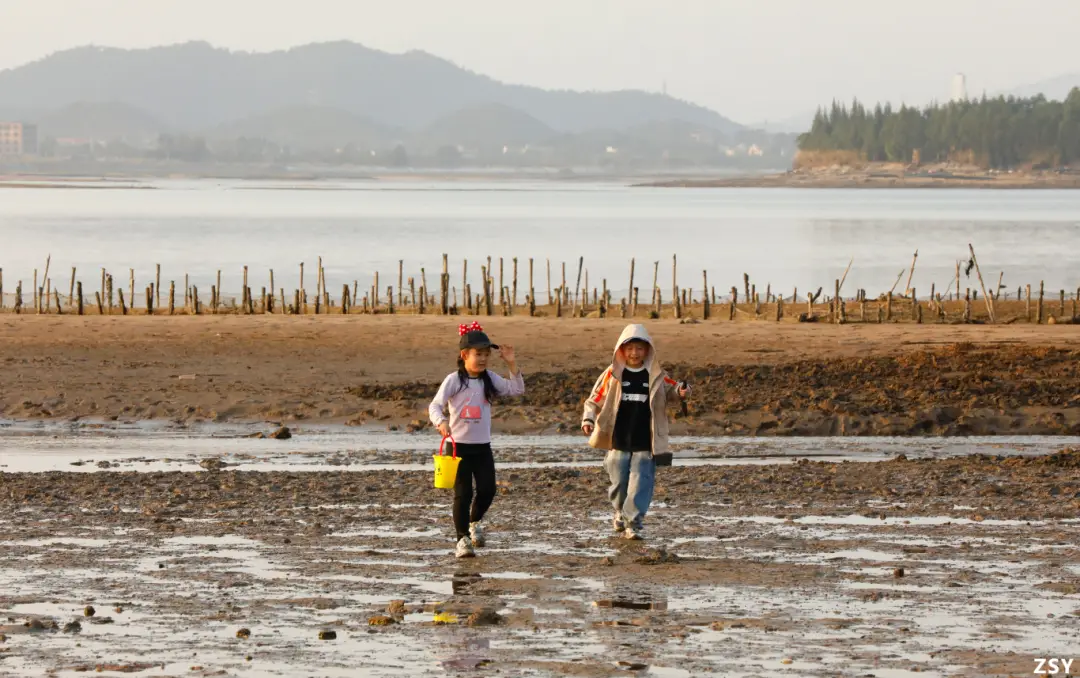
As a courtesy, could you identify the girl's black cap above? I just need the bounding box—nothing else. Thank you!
[460,331,499,351]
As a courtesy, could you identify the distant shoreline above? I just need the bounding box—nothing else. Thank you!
[636,169,1080,189]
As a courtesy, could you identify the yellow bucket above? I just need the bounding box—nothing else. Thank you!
[433,435,460,489]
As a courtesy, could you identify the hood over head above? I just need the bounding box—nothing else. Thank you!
[612,324,656,375]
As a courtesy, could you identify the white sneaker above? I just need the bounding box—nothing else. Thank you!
[623,526,644,541]
[455,536,476,558]
[469,522,485,547]
[612,514,626,532]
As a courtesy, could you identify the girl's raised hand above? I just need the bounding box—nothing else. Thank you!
[499,345,516,363]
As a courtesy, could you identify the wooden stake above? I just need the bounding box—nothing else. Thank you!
[571,256,583,317]
[399,260,405,309]
[499,258,505,305]
[886,291,893,321]
[546,259,552,306]
[702,271,710,320]
[903,250,918,296]
[156,264,161,309]
[834,279,842,324]
[838,256,854,295]
[95,290,103,316]
[888,269,904,296]
[169,281,175,315]
[118,289,127,315]
[513,258,519,309]
[481,266,492,316]
[968,244,995,323]
[730,287,737,321]
[672,255,678,308]
[1037,281,1044,324]
[69,267,76,309]
[743,273,750,303]
[77,282,84,315]
[1026,284,1032,321]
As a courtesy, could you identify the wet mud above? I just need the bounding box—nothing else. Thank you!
[2,449,1078,676]
[351,344,1080,437]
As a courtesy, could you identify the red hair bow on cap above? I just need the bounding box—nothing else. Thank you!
[458,321,484,336]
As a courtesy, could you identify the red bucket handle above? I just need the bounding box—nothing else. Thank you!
[438,434,457,458]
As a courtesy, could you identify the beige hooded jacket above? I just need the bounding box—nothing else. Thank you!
[581,324,680,456]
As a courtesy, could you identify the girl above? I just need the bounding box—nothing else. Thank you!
[428,321,524,558]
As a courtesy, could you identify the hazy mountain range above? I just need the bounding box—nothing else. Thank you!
[0,42,748,145]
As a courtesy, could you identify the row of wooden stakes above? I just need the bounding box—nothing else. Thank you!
[0,254,1077,323]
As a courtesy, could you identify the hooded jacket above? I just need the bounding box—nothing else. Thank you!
[582,324,680,456]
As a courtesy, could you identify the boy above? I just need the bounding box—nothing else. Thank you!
[581,324,688,540]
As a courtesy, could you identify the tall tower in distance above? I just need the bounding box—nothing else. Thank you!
[951,73,968,103]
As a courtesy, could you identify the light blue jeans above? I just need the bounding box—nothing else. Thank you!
[604,450,655,529]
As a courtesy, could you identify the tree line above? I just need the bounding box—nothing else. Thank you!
[797,88,1080,168]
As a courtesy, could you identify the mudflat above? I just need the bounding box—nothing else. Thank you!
[2,315,1080,436]
[1,451,1078,675]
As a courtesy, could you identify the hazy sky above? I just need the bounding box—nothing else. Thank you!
[2,0,1078,123]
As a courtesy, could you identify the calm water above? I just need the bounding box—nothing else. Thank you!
[2,178,1079,301]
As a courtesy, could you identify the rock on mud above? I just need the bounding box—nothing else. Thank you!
[236,628,251,639]
[318,629,337,640]
[368,615,396,626]
[83,606,96,617]
[465,609,504,627]
[634,548,681,565]
[270,426,292,440]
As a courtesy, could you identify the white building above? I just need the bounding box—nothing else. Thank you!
[951,73,968,103]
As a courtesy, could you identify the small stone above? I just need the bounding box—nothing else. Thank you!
[114,606,124,614]
[84,606,96,617]
[386,600,407,616]
[893,567,905,578]
[368,615,395,626]
[601,556,615,567]
[781,658,793,665]
[63,620,82,634]
[465,609,503,627]
[318,630,337,640]
[236,628,251,639]
[246,656,252,662]
[269,426,292,440]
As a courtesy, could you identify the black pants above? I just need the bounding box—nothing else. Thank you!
[452,443,497,539]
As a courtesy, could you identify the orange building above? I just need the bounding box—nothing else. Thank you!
[0,122,38,156]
